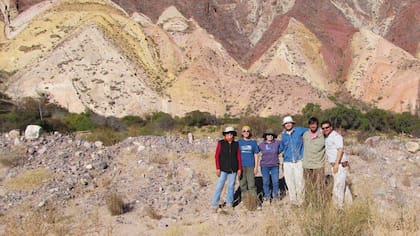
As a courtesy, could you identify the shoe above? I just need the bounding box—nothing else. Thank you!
[261,198,270,207]
[211,206,218,213]
[256,205,262,211]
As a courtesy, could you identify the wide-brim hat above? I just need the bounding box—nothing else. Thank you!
[282,116,295,125]
[262,128,277,139]
[222,126,237,136]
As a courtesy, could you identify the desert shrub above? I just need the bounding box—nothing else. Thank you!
[90,114,126,131]
[151,112,176,130]
[242,192,257,211]
[238,116,270,138]
[323,105,364,129]
[391,112,420,135]
[144,205,162,220]
[41,118,71,133]
[182,110,219,127]
[222,116,240,124]
[4,168,52,190]
[364,108,392,132]
[301,200,372,236]
[87,127,127,146]
[138,112,176,135]
[105,192,125,216]
[64,112,96,131]
[302,103,323,122]
[120,115,146,127]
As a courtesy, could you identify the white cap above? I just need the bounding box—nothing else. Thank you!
[282,116,295,125]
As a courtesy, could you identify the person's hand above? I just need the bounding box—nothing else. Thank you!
[237,170,242,179]
[216,169,221,177]
[333,163,339,174]
[254,167,258,175]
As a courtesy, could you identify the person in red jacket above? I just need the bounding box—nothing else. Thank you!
[211,127,242,213]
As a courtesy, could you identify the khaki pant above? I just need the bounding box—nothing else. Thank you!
[284,161,304,206]
[304,167,326,207]
[240,167,257,196]
[333,165,352,209]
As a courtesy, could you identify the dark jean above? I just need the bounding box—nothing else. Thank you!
[261,166,279,199]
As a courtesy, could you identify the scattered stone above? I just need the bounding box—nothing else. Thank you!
[38,200,47,207]
[98,162,108,170]
[364,136,381,146]
[86,164,93,170]
[188,132,194,144]
[24,125,42,140]
[94,141,103,148]
[405,141,419,153]
[8,129,20,139]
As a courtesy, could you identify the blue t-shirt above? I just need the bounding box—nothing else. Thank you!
[238,139,260,167]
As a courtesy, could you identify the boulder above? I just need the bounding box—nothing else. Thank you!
[7,129,20,139]
[364,136,382,146]
[405,141,419,153]
[24,125,42,140]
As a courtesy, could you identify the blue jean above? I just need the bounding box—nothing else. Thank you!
[261,166,279,199]
[211,171,237,207]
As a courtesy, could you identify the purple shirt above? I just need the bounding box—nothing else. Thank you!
[258,140,281,167]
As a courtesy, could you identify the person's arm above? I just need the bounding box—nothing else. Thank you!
[253,153,259,175]
[278,139,285,153]
[215,141,221,177]
[333,135,345,173]
[237,147,242,177]
[333,147,344,173]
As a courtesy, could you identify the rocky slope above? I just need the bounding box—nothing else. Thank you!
[0,0,419,117]
[0,131,419,234]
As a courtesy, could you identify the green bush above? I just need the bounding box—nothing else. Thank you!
[121,115,146,127]
[392,112,420,135]
[323,105,364,129]
[364,108,391,132]
[302,103,323,123]
[87,128,126,146]
[64,113,96,131]
[182,110,219,127]
[238,116,271,138]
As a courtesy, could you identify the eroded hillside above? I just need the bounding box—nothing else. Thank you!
[0,0,419,116]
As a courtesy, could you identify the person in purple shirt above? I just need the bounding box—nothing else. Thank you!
[258,129,282,205]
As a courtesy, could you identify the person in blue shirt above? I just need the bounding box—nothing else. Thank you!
[278,116,308,206]
[238,125,260,209]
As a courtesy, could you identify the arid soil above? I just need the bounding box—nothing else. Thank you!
[0,130,419,235]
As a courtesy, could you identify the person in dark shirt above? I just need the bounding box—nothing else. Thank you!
[211,127,242,213]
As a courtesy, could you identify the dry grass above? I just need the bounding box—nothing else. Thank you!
[300,200,371,236]
[242,192,258,211]
[144,205,162,220]
[105,191,125,216]
[3,206,72,236]
[0,145,27,167]
[4,169,52,190]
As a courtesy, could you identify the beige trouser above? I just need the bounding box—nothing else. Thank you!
[284,160,304,205]
[332,164,353,209]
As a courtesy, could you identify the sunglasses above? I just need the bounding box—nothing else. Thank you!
[242,130,250,133]
[321,126,330,130]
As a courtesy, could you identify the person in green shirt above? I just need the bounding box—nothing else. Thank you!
[302,117,326,207]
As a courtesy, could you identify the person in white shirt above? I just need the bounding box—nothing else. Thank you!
[321,121,352,209]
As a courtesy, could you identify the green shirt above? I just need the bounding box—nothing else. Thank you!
[302,130,325,169]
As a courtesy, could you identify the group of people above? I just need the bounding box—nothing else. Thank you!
[211,115,352,212]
